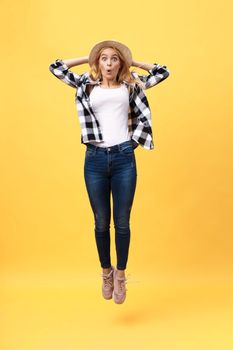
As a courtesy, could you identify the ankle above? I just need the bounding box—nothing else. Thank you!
[103,267,112,274]
[116,269,125,278]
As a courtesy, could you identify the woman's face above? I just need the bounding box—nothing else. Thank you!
[98,48,121,81]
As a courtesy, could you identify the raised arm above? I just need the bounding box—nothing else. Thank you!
[131,59,170,89]
[49,56,89,88]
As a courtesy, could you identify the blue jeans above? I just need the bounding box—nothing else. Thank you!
[84,140,137,270]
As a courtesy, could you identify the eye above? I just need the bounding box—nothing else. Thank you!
[100,56,119,62]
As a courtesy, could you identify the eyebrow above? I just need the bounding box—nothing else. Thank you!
[100,54,119,58]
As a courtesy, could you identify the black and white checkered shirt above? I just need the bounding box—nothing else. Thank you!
[49,59,170,150]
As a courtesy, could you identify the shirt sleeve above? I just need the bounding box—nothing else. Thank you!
[49,59,83,88]
[136,63,170,89]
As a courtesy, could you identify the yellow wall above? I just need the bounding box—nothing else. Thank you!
[1,0,232,281]
[1,1,233,349]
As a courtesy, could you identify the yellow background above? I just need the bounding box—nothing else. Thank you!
[1,0,232,349]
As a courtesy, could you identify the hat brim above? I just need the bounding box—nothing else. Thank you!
[88,40,132,67]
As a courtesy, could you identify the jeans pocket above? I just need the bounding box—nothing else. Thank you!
[121,145,134,156]
[85,148,96,157]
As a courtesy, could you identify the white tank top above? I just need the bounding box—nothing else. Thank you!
[88,83,131,147]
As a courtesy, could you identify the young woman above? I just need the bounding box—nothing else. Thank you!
[49,39,170,304]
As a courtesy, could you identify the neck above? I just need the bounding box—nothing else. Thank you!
[100,77,120,88]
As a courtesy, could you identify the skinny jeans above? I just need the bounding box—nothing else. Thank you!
[84,139,137,270]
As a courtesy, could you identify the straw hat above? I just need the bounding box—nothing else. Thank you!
[88,39,132,67]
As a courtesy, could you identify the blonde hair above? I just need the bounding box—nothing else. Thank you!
[88,46,146,91]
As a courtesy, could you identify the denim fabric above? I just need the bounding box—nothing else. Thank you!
[84,140,137,270]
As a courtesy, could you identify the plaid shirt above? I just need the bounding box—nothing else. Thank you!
[49,59,170,150]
